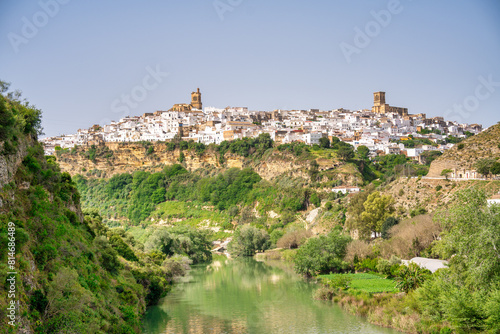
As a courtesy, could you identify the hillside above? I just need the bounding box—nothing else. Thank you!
[381,177,500,215]
[427,122,500,177]
[0,88,212,333]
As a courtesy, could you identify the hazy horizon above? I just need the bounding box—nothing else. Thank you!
[1,0,499,137]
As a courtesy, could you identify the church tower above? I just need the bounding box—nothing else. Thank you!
[373,91,386,107]
[191,88,202,110]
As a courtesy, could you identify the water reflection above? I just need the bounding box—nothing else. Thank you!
[143,257,399,334]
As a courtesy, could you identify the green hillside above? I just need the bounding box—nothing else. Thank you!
[0,83,211,333]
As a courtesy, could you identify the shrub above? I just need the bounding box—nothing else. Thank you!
[270,229,285,246]
[376,256,401,277]
[313,286,336,300]
[322,275,352,290]
[381,216,399,239]
[344,240,373,263]
[162,255,192,278]
[29,289,49,314]
[227,225,270,257]
[309,192,320,207]
[109,235,138,262]
[395,263,430,293]
[410,207,427,217]
[294,229,351,277]
[276,229,311,249]
[355,258,378,272]
[435,185,442,191]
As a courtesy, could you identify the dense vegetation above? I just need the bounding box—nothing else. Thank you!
[74,165,330,230]
[0,86,212,333]
[0,81,43,155]
[312,188,500,333]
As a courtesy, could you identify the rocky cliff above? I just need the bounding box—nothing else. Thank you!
[55,142,363,184]
[0,136,30,189]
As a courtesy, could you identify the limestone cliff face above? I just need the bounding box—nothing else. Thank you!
[54,142,363,184]
[0,136,30,188]
[55,142,312,181]
[427,123,500,177]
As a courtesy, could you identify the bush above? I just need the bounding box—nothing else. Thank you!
[109,235,138,262]
[381,216,399,239]
[376,256,401,277]
[270,229,285,246]
[435,185,442,191]
[29,289,48,314]
[395,263,430,293]
[410,207,427,217]
[93,237,121,274]
[276,229,311,249]
[294,229,351,277]
[379,214,441,259]
[309,192,320,207]
[355,258,378,272]
[162,255,192,278]
[322,275,352,290]
[227,225,270,257]
[344,240,373,263]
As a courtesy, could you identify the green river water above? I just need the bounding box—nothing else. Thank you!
[142,257,400,334]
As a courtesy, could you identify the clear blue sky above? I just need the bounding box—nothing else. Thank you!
[1,0,499,137]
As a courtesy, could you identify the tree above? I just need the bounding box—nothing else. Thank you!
[439,187,500,288]
[356,145,370,160]
[491,162,500,175]
[420,150,442,166]
[308,160,319,181]
[381,216,399,239]
[337,145,355,161]
[319,137,330,149]
[293,229,351,277]
[359,192,395,239]
[227,225,270,257]
[475,159,495,178]
[346,186,373,231]
[414,188,500,332]
[178,151,185,163]
[440,168,452,180]
[109,234,138,262]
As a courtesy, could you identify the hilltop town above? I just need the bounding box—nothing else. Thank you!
[41,89,483,163]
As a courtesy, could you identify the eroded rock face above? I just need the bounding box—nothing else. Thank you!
[54,142,336,181]
[0,137,29,188]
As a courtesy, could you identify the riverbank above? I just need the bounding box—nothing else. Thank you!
[255,249,450,334]
[142,257,399,333]
[313,280,454,334]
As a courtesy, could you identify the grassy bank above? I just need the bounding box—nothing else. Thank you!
[313,273,454,334]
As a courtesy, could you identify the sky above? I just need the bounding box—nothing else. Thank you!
[0,0,499,137]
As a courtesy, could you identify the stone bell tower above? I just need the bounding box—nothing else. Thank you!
[191,88,202,110]
[373,91,386,107]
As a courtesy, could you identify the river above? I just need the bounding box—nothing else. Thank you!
[142,256,399,334]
